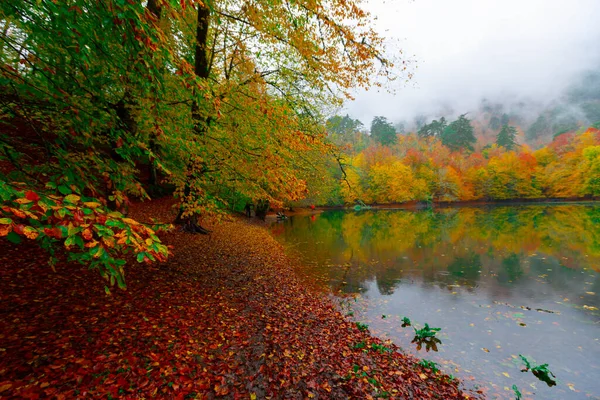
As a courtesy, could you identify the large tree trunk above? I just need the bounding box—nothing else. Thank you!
[174,3,212,234]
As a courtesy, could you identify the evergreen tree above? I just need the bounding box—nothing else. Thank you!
[496,124,518,150]
[370,116,397,146]
[418,117,447,138]
[441,114,476,151]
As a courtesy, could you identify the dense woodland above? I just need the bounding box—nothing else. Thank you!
[0,0,395,285]
[312,114,600,206]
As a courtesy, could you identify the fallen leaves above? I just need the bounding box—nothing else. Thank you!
[0,198,475,399]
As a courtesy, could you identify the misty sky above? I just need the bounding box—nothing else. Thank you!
[344,0,600,126]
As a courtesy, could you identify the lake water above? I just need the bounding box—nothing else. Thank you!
[271,204,600,399]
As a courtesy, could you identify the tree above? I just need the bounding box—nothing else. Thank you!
[413,114,427,131]
[370,116,397,146]
[0,0,402,282]
[489,113,509,130]
[441,114,476,151]
[526,115,551,141]
[326,115,367,151]
[394,121,407,134]
[418,117,447,139]
[496,124,518,150]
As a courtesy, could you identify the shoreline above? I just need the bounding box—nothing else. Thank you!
[0,198,479,398]
[273,197,600,216]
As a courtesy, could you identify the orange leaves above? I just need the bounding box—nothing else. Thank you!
[0,224,12,237]
[81,228,93,241]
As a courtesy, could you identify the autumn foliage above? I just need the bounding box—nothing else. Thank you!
[0,0,399,277]
[340,127,600,204]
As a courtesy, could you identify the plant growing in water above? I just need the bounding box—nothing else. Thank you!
[413,323,441,340]
[519,355,557,387]
[401,317,411,327]
[412,323,442,352]
[512,384,522,400]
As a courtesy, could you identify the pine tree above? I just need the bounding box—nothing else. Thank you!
[496,124,518,150]
[370,116,397,146]
[441,114,476,151]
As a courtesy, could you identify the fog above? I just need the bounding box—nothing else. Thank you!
[344,0,600,129]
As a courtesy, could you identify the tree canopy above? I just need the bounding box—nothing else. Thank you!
[418,117,447,139]
[441,114,476,151]
[370,116,397,146]
[496,124,518,150]
[0,0,396,286]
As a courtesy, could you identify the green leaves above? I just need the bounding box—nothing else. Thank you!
[58,185,72,195]
[413,323,441,340]
[355,322,369,332]
[0,180,171,290]
[519,355,557,387]
[6,231,21,244]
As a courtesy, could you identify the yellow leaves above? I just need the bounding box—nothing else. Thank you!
[14,198,32,204]
[23,226,39,240]
[83,202,102,209]
[583,305,598,311]
[102,237,115,248]
[122,218,139,225]
[502,372,510,378]
[419,373,427,380]
[64,194,81,204]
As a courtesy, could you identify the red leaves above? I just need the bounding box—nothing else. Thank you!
[0,200,472,399]
[25,191,40,202]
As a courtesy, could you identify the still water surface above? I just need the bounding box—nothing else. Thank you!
[271,204,600,399]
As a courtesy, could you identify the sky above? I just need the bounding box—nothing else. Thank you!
[343,0,600,127]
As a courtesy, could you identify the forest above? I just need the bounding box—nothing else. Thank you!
[0,0,397,284]
[314,114,600,206]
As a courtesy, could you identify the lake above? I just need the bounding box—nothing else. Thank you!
[271,204,600,399]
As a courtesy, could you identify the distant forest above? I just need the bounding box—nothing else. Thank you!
[300,69,600,206]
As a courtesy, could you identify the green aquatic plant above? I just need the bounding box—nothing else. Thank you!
[413,323,441,340]
[412,323,442,352]
[401,317,411,327]
[519,355,557,387]
[512,384,522,400]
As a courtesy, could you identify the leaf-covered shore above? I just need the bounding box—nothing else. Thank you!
[0,198,479,399]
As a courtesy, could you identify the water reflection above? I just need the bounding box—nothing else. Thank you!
[273,204,600,399]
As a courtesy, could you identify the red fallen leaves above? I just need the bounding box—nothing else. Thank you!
[25,190,40,202]
[0,198,481,399]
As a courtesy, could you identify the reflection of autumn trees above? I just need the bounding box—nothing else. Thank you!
[277,206,600,295]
